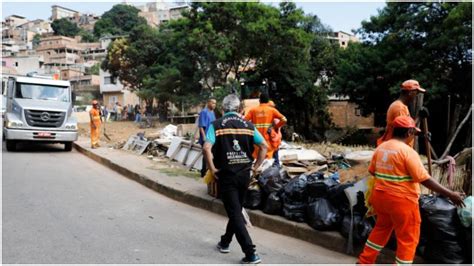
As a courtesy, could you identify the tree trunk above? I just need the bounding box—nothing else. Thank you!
[440,105,472,159]
[447,104,462,146]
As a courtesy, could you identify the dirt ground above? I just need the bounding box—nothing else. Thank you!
[78,121,166,145]
[78,121,371,181]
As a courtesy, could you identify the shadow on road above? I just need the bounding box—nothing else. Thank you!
[2,141,69,153]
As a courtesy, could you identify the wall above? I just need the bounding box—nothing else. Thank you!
[102,90,140,111]
[328,101,374,129]
[99,69,124,93]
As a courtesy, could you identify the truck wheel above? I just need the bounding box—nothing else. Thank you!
[64,142,73,152]
[6,140,16,151]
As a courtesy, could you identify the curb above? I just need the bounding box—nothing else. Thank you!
[73,142,422,263]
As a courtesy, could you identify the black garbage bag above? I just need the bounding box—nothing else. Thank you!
[306,173,338,198]
[243,182,262,210]
[258,166,284,194]
[306,198,341,230]
[464,226,472,263]
[282,194,306,222]
[283,202,306,222]
[339,212,374,244]
[327,182,354,213]
[420,195,465,264]
[262,192,282,215]
[353,191,368,215]
[283,174,308,202]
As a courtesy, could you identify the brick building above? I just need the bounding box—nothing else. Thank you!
[327,95,374,129]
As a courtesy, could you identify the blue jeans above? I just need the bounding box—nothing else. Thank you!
[135,113,142,123]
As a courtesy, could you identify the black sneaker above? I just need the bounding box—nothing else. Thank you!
[216,242,230,253]
[241,253,261,264]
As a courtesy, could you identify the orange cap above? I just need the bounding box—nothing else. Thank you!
[401,79,426,93]
[393,116,421,132]
[92,100,98,105]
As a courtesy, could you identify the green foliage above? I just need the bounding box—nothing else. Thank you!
[79,29,98,42]
[93,4,147,38]
[102,2,341,139]
[332,2,472,151]
[32,34,41,48]
[51,18,80,37]
[86,63,100,75]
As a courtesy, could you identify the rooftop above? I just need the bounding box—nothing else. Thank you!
[51,5,79,14]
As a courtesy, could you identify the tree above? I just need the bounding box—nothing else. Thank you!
[332,2,472,153]
[102,2,340,139]
[51,18,80,37]
[86,63,101,75]
[93,4,147,38]
[32,34,41,48]
[254,2,338,139]
[79,29,98,42]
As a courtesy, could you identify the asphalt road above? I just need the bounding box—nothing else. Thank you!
[2,142,355,264]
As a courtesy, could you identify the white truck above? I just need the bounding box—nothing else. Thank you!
[3,75,78,151]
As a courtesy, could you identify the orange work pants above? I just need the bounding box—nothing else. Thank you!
[90,122,101,147]
[358,189,421,265]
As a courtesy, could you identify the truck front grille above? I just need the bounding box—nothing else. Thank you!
[24,109,66,128]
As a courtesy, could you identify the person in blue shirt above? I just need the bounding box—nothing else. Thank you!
[203,94,267,264]
[198,98,217,177]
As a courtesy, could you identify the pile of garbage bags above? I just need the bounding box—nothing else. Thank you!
[243,165,373,242]
[243,165,472,263]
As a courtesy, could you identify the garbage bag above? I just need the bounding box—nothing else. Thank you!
[306,198,341,230]
[282,194,306,222]
[463,226,472,263]
[258,165,284,194]
[420,195,465,264]
[283,174,308,202]
[339,212,374,244]
[262,192,282,215]
[353,191,368,215]
[327,182,354,213]
[457,196,472,228]
[243,182,262,210]
[306,173,338,198]
[283,202,306,222]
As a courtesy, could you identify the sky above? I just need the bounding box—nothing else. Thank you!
[1,1,386,34]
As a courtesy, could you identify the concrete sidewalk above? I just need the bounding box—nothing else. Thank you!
[73,138,420,263]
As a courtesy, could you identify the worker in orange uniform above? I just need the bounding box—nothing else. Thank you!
[358,116,465,265]
[377,79,425,147]
[268,100,283,166]
[245,93,287,159]
[89,100,102,149]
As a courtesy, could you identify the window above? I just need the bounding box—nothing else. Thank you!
[15,83,70,102]
[15,62,18,67]
[341,41,346,46]
[104,76,116,84]
[1,61,5,66]
[355,108,361,116]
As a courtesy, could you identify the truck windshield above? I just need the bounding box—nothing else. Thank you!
[15,83,70,102]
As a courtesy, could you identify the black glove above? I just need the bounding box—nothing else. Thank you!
[419,107,430,118]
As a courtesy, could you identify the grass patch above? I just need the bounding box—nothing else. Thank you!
[159,167,200,180]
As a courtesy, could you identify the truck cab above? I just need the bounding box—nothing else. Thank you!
[3,75,78,151]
